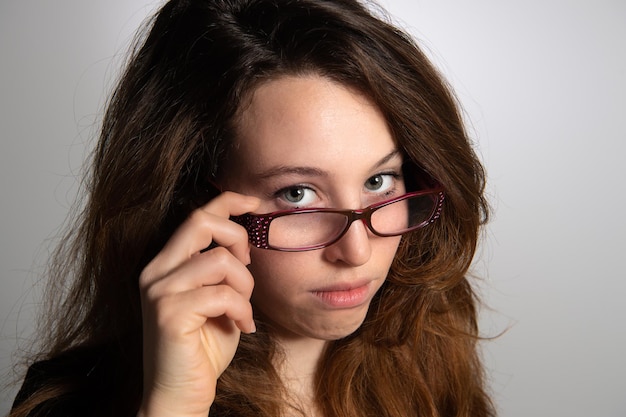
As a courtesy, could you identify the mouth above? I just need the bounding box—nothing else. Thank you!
[311,280,373,309]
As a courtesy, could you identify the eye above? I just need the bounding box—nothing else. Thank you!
[364,173,395,193]
[278,186,317,206]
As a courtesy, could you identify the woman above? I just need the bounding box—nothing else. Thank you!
[11,0,493,416]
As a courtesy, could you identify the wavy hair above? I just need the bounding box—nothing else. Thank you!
[11,1,493,416]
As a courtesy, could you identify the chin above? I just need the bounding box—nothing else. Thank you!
[302,309,370,341]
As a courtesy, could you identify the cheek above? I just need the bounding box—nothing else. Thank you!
[375,235,403,265]
[248,249,278,285]
[247,249,305,291]
[248,235,402,289]
[247,249,316,320]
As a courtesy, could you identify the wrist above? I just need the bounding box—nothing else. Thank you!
[137,395,212,417]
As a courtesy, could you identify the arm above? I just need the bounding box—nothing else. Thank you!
[137,192,260,417]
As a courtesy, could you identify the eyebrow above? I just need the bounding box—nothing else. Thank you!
[374,149,402,168]
[252,149,402,180]
[253,165,328,181]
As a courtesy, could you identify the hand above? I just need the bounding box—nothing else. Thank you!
[137,192,260,417]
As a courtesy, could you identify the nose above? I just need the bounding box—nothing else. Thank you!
[322,218,372,266]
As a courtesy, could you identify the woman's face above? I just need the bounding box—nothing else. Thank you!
[225,75,403,341]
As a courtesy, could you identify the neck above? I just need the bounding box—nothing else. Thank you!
[274,335,327,416]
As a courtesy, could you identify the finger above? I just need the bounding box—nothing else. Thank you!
[154,284,256,336]
[144,247,255,300]
[199,192,261,262]
[199,191,260,219]
[170,192,260,261]
[145,192,260,280]
[194,212,251,262]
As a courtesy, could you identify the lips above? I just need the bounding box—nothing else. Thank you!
[311,280,372,309]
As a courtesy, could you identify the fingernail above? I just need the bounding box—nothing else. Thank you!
[248,320,257,334]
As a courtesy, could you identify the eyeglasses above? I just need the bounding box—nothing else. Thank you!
[232,188,445,252]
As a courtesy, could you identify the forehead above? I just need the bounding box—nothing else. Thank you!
[230,75,397,178]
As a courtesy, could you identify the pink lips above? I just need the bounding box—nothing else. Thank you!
[311,281,372,309]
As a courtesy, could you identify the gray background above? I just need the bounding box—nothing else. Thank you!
[1,1,625,415]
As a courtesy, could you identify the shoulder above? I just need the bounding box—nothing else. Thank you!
[13,355,97,417]
[12,344,139,417]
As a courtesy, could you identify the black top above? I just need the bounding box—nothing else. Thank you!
[12,344,141,417]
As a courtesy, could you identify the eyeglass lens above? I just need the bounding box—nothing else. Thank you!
[267,193,438,250]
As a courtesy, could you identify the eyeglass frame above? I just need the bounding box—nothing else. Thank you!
[232,187,445,252]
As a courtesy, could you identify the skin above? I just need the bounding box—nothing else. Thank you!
[227,75,404,341]
[138,75,404,417]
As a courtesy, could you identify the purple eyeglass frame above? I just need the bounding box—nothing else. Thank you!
[232,188,445,252]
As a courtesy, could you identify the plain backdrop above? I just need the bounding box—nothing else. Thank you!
[1,1,625,415]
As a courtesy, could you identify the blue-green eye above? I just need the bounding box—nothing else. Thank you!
[279,186,316,206]
[284,188,305,203]
[365,174,394,192]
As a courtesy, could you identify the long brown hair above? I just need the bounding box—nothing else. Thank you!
[11,0,493,416]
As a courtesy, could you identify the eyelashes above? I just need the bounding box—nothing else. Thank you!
[364,172,402,195]
[274,185,316,206]
[270,170,404,209]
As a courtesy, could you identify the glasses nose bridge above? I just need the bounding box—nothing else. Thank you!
[343,206,375,232]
